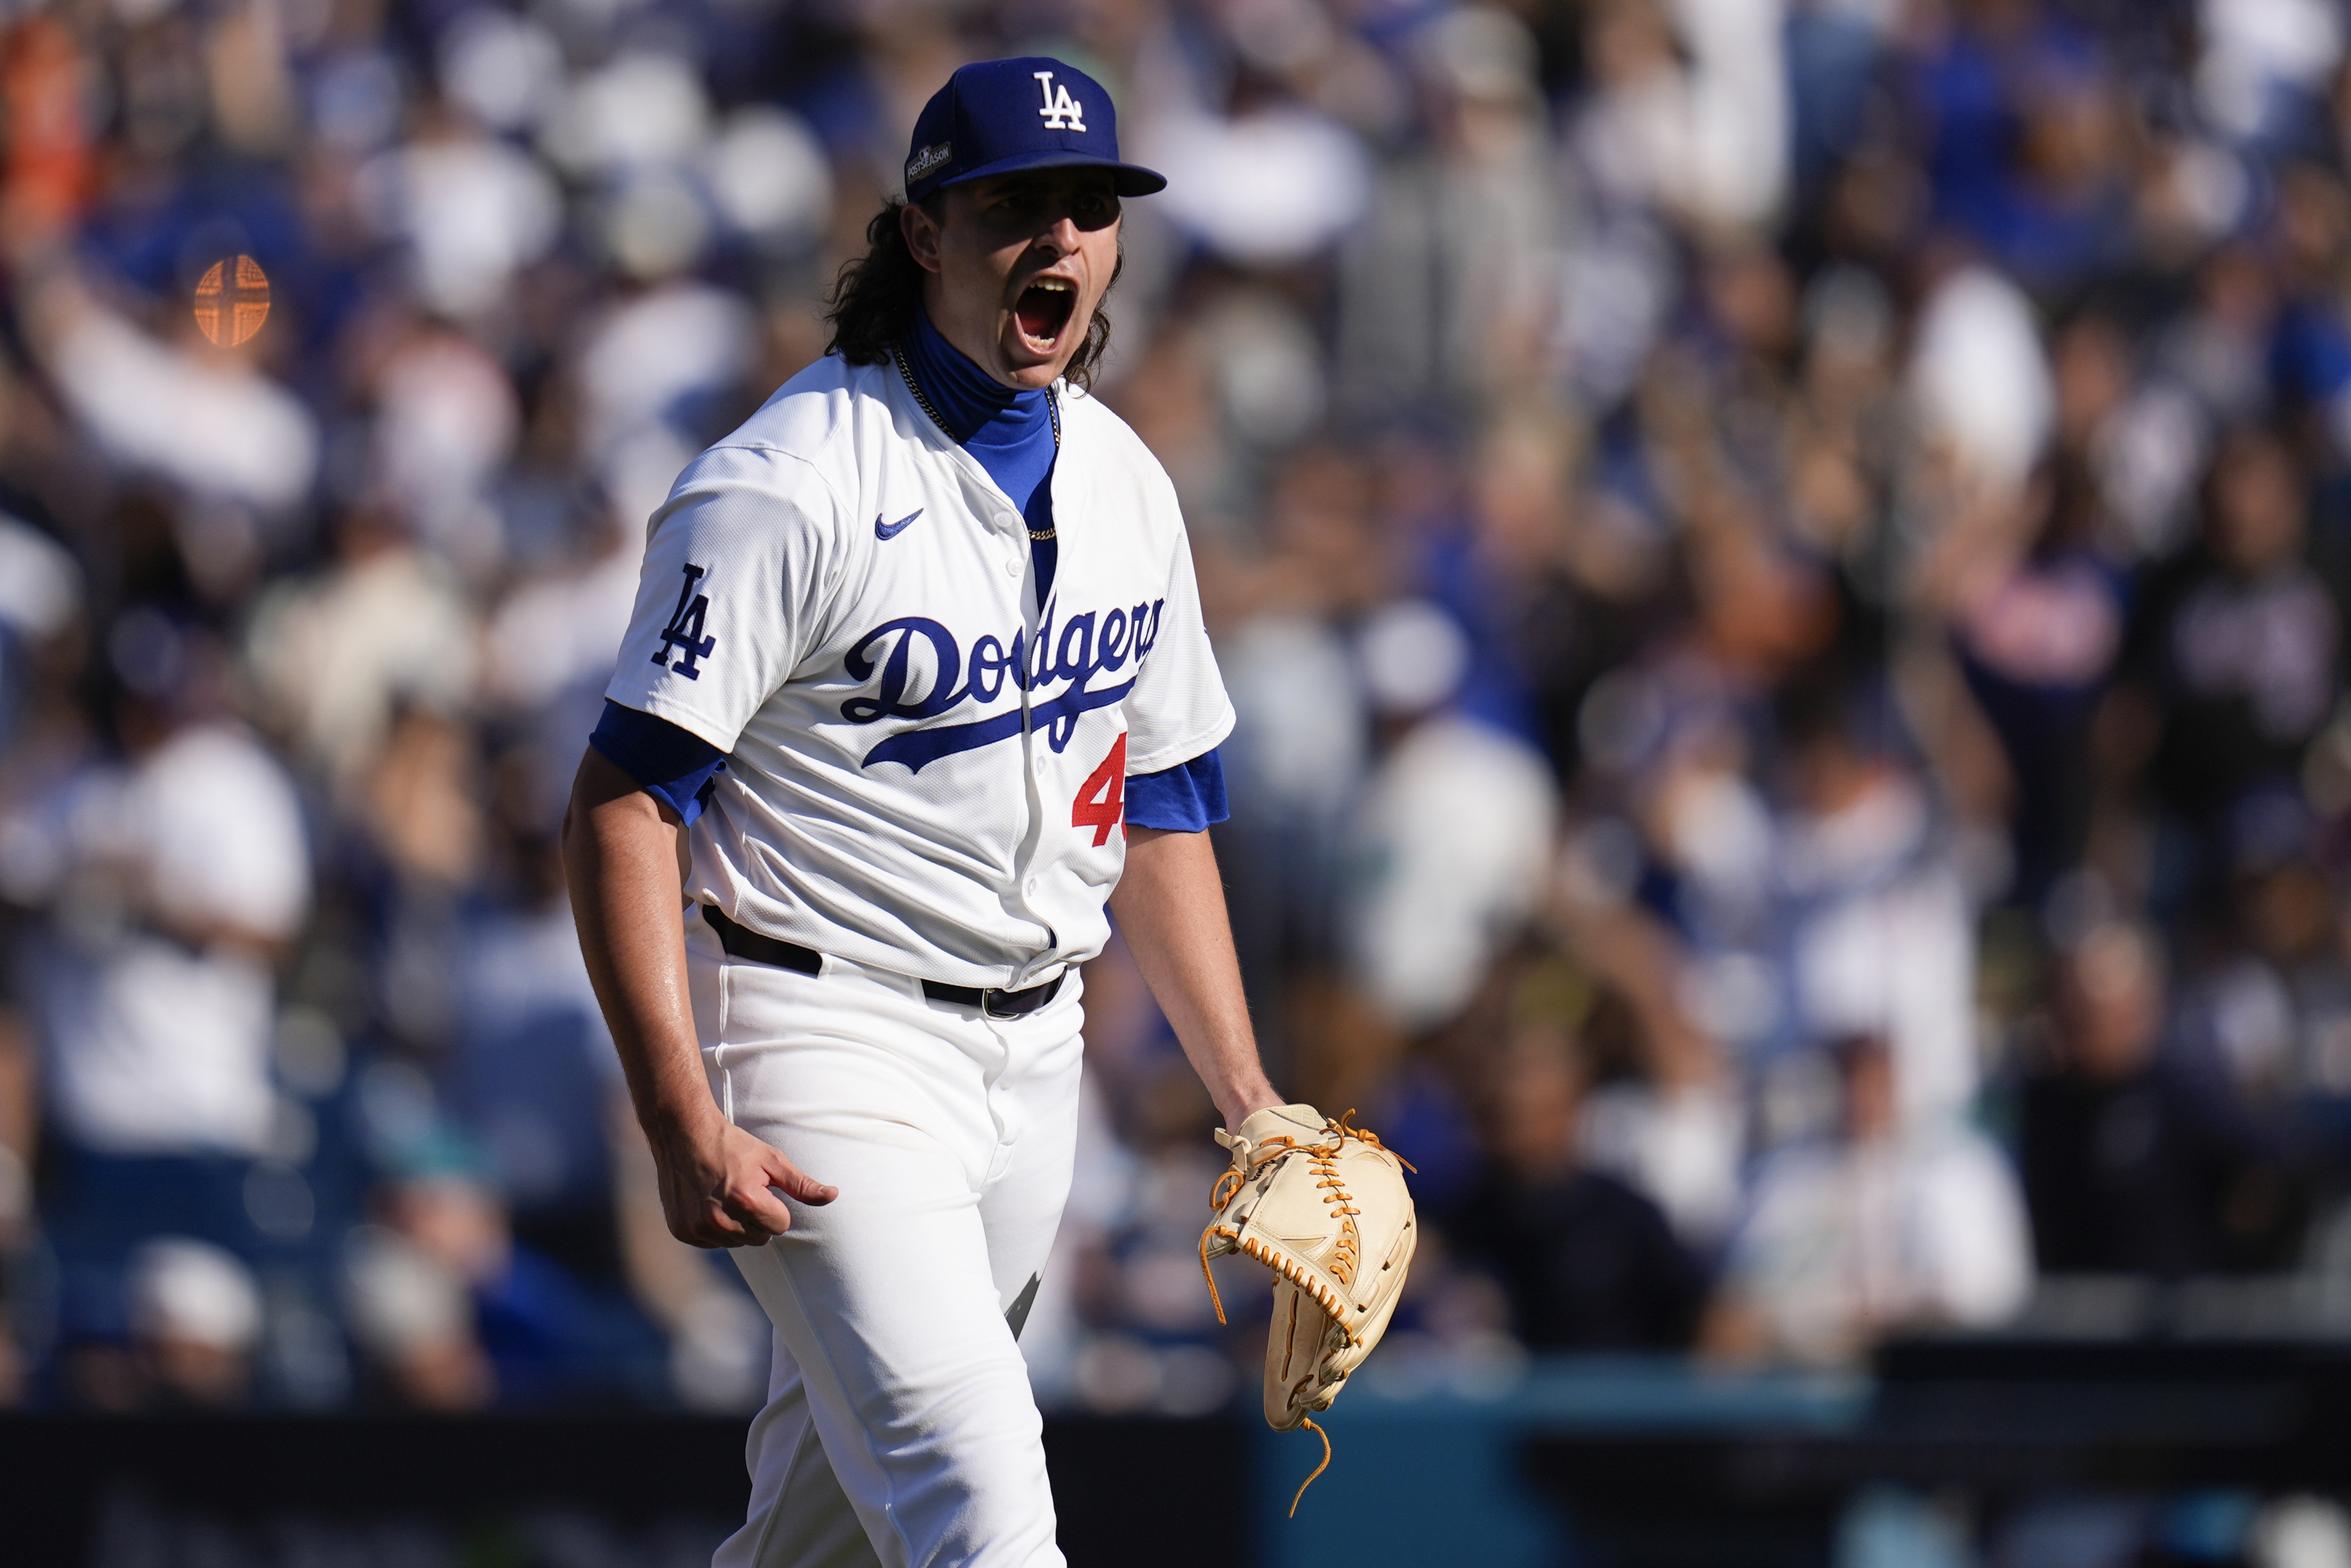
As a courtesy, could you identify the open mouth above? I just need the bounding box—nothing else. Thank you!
[1014,277,1077,350]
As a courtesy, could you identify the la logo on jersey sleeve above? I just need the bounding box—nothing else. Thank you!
[653,563,718,680]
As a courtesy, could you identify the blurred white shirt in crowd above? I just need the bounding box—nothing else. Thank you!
[2197,0,2343,142]
[1143,106,1371,267]
[48,303,318,514]
[359,132,561,318]
[1908,266,2053,491]
[1216,613,1368,824]
[1725,1121,2032,1365]
[481,522,640,717]
[1576,0,1789,229]
[372,332,520,583]
[1783,772,1980,1130]
[38,724,310,1156]
[1580,1078,1746,1247]
[245,544,478,792]
[0,512,83,643]
[1345,712,1558,1031]
[539,49,710,176]
[575,282,756,529]
[1669,0,1791,227]
[438,9,565,135]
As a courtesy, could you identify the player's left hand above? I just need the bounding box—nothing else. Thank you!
[1200,1105,1417,1512]
[654,1114,838,1248]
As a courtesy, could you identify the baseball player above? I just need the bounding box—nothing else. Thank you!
[563,57,1282,1568]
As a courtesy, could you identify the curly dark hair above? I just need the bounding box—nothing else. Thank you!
[824,198,1123,391]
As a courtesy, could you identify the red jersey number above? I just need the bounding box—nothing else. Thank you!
[1072,733,1127,847]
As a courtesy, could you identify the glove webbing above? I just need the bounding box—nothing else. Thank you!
[1197,1116,1415,1327]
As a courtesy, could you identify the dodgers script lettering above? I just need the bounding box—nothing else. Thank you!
[841,597,1164,772]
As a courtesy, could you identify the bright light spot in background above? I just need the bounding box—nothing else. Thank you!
[193,254,272,347]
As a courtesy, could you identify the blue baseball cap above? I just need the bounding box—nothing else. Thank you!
[903,57,1166,205]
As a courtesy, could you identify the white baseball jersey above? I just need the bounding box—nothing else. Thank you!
[605,352,1234,991]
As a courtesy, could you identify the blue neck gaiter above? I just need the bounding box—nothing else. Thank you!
[904,308,1060,600]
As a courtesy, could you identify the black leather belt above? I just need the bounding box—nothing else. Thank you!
[700,906,1065,1019]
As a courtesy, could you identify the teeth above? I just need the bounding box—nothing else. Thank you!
[1031,278,1074,292]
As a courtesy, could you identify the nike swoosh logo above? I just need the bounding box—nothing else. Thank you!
[875,508,923,540]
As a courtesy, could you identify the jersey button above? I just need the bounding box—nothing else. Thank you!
[1003,556,1021,576]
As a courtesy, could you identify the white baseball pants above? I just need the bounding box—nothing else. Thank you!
[687,913,1082,1568]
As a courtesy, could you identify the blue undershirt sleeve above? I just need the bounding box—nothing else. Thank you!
[1123,747,1229,832]
[589,699,727,826]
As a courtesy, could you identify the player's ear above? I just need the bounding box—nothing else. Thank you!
[901,199,944,275]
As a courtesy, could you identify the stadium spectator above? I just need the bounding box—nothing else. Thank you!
[1943,453,2129,905]
[1341,600,1558,1039]
[362,1156,635,1408]
[2020,921,2282,1276]
[2125,431,2337,876]
[1448,1017,1706,1352]
[341,1220,493,1412]
[120,1236,265,1411]
[29,626,310,1163]
[1772,675,1981,1133]
[11,622,315,1393]
[1704,1035,2032,1367]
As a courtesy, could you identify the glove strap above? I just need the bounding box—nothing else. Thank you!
[1198,1224,1234,1325]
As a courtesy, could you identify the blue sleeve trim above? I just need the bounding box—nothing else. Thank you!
[1123,747,1228,832]
[589,700,727,827]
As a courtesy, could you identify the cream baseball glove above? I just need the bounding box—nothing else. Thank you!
[1198,1102,1417,1514]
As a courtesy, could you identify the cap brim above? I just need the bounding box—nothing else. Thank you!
[932,147,1167,197]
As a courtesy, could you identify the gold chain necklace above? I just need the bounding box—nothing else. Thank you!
[891,343,1060,541]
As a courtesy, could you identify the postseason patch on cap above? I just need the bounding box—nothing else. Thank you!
[907,143,953,184]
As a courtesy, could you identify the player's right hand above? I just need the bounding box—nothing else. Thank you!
[655,1117,839,1248]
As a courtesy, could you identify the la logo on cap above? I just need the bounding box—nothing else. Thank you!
[901,57,1163,201]
[1034,71,1086,132]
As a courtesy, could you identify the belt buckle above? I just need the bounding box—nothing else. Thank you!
[980,987,1016,1020]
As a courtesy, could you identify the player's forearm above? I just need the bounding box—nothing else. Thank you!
[1107,826,1280,1127]
[561,748,721,1138]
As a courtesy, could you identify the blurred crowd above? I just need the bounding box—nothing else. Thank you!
[9,0,2351,1419]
